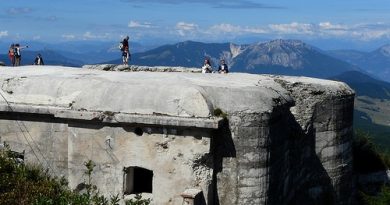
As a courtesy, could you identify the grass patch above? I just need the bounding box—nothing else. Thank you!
[213,108,227,119]
[353,130,389,174]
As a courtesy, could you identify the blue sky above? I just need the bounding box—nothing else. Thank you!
[1,0,390,49]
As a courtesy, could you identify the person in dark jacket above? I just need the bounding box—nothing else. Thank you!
[218,59,229,73]
[121,36,130,65]
[34,54,44,65]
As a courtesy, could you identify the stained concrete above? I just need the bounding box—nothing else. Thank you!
[0,65,354,205]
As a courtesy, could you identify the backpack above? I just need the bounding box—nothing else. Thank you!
[14,47,20,57]
[119,42,124,51]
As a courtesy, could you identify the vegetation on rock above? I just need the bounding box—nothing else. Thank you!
[353,131,390,205]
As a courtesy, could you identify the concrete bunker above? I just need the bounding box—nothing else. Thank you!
[0,66,356,205]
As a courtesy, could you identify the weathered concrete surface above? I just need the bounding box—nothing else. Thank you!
[0,66,355,205]
[83,64,202,73]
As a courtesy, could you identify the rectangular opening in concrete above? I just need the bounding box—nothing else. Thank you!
[124,166,153,195]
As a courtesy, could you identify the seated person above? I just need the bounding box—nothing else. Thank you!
[218,59,228,73]
[202,58,213,73]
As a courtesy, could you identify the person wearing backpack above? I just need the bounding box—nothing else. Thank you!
[13,44,28,66]
[120,36,130,65]
[14,44,21,66]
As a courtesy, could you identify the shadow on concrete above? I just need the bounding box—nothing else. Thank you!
[207,118,236,205]
[268,108,336,205]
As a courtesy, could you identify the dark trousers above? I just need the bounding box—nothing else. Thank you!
[14,56,21,66]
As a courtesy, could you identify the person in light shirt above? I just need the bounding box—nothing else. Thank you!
[201,58,212,73]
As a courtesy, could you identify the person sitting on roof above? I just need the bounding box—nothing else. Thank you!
[201,58,212,73]
[218,59,229,74]
[34,54,44,65]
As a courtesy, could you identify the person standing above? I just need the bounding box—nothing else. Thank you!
[13,44,28,66]
[120,36,130,65]
[14,44,21,66]
[34,54,44,65]
[218,59,229,74]
[8,44,15,66]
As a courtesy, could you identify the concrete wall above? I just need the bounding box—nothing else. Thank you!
[213,77,355,205]
[0,113,214,204]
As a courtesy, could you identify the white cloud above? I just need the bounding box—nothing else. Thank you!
[169,21,390,42]
[83,32,95,39]
[7,7,32,15]
[208,23,267,34]
[0,31,8,38]
[128,21,154,28]
[351,28,390,41]
[176,22,198,31]
[319,22,346,30]
[265,21,390,40]
[62,34,76,40]
[82,32,110,40]
[269,22,315,35]
[209,23,242,33]
[175,22,199,36]
[45,16,59,22]
[244,27,268,34]
[33,35,41,40]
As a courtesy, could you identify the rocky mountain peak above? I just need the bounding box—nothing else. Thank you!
[236,39,313,70]
[176,40,197,48]
[230,43,247,58]
[269,39,304,45]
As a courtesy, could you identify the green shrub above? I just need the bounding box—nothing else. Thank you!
[361,186,390,205]
[0,144,120,205]
[213,108,227,119]
[125,194,151,205]
[353,130,388,174]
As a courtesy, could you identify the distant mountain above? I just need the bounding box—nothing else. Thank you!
[231,39,359,77]
[328,45,390,82]
[330,70,390,147]
[53,41,149,64]
[107,41,232,67]
[354,110,390,148]
[330,71,390,99]
[107,39,359,78]
[0,49,82,67]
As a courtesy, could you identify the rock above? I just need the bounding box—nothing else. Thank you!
[0,61,5,66]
